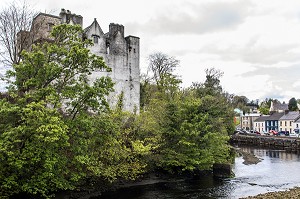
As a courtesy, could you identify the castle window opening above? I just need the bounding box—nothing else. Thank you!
[47,23,54,31]
[106,41,110,54]
[93,35,99,44]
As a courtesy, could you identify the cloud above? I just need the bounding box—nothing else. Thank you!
[204,43,300,65]
[236,63,300,101]
[172,26,299,66]
[293,81,300,88]
[241,63,300,79]
[126,1,253,35]
[240,45,300,65]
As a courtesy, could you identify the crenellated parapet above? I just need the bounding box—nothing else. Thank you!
[59,8,83,26]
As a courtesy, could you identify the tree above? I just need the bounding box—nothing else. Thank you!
[232,95,249,114]
[147,52,181,91]
[0,101,71,197]
[259,98,273,115]
[232,95,248,107]
[8,24,114,118]
[141,52,181,109]
[154,68,234,173]
[0,24,114,197]
[157,92,232,172]
[191,68,235,134]
[0,0,36,66]
[288,97,298,111]
[192,68,224,97]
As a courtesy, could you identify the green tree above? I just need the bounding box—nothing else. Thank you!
[152,68,234,173]
[288,97,298,111]
[8,24,113,117]
[192,68,223,96]
[0,101,71,198]
[259,98,273,115]
[156,92,232,172]
[0,24,114,197]
[232,95,249,114]
[141,52,181,111]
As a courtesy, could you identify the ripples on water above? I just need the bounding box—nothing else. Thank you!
[97,146,300,199]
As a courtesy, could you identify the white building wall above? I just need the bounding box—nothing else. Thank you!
[86,22,140,112]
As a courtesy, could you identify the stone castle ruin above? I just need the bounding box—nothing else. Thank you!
[18,9,140,112]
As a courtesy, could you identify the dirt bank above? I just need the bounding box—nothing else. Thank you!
[240,187,300,199]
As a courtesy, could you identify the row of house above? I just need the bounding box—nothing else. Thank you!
[239,101,300,133]
[253,111,300,133]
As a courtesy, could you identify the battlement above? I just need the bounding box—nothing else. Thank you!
[109,23,124,38]
[59,8,83,26]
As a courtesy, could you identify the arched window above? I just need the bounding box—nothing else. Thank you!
[92,34,99,44]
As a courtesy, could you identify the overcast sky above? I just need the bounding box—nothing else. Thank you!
[1,0,300,103]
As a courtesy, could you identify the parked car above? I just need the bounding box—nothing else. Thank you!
[234,130,245,135]
[276,131,289,136]
[289,131,300,138]
[260,131,268,136]
[234,129,252,135]
[269,130,278,136]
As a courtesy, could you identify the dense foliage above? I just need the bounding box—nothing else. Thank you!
[0,25,235,198]
[288,97,298,111]
[259,98,273,115]
[141,61,234,172]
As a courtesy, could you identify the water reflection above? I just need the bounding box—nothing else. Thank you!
[96,146,300,199]
[238,146,300,161]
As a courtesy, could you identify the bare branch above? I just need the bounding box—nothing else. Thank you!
[147,52,180,86]
[0,0,37,67]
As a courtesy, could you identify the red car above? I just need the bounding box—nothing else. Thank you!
[269,130,278,135]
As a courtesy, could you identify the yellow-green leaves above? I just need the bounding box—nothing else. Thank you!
[0,101,71,197]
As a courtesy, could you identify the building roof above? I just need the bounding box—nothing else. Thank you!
[242,113,261,117]
[269,101,288,113]
[265,112,284,121]
[279,111,300,121]
[254,115,269,122]
[84,18,104,35]
[295,117,300,123]
[33,12,61,22]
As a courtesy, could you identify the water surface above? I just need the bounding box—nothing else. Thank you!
[97,147,300,199]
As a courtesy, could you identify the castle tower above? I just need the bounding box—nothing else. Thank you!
[125,35,140,111]
[84,20,140,112]
[108,23,126,55]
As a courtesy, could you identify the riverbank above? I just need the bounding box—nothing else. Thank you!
[240,187,300,199]
[54,170,214,199]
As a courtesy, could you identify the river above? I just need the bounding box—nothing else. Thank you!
[95,146,300,199]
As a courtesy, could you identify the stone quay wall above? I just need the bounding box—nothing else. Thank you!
[230,134,300,151]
